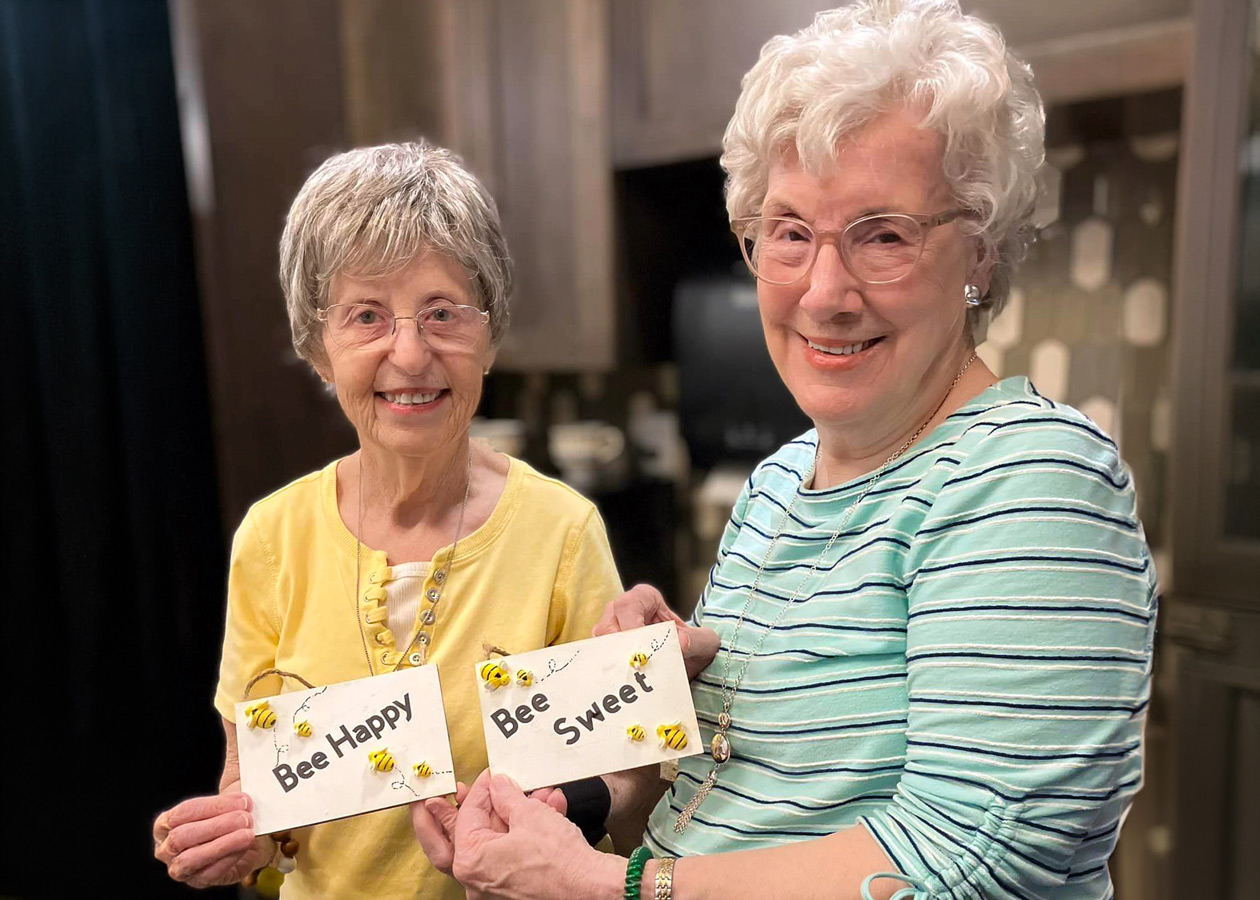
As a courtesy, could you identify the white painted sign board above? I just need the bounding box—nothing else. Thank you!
[236,666,455,834]
[476,623,701,791]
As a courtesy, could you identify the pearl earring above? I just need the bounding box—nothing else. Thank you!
[964,284,982,307]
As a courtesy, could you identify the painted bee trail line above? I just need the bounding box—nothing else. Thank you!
[537,648,580,684]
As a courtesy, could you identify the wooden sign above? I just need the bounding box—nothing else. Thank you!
[236,666,455,834]
[476,623,701,791]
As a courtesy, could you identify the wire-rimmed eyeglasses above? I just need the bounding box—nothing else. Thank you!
[732,209,966,286]
[316,302,489,351]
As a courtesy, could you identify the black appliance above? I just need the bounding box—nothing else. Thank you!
[673,274,812,470]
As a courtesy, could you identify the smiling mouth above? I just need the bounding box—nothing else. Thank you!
[804,337,883,356]
[379,390,445,406]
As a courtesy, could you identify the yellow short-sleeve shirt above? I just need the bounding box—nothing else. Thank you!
[214,457,622,899]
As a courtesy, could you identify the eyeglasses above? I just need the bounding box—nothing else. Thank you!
[731,210,966,286]
[317,302,489,351]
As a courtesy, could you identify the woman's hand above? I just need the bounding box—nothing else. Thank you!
[448,771,623,900]
[153,792,273,887]
[593,583,720,680]
[412,781,567,878]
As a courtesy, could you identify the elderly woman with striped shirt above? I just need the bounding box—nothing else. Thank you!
[412,2,1156,898]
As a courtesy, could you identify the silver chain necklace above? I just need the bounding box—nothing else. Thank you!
[675,353,977,833]
[352,450,473,675]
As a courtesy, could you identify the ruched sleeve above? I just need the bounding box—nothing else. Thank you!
[859,414,1157,898]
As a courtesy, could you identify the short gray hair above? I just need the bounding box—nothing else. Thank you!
[722,0,1045,316]
[280,140,512,365]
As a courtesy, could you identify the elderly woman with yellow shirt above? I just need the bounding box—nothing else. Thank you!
[151,141,622,898]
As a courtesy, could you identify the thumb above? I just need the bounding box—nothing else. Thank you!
[411,798,457,873]
[426,796,459,838]
[488,774,534,826]
[455,770,495,840]
[682,625,721,679]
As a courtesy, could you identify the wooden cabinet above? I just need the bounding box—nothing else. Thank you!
[1170,0,1260,608]
[483,0,616,370]
[1169,608,1260,899]
[608,1,1194,168]
[341,0,617,372]
[610,1,829,168]
[173,0,359,530]
[1169,0,1260,896]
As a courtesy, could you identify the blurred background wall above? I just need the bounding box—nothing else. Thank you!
[2,0,1258,897]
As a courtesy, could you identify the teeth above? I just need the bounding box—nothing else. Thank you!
[807,338,877,356]
[383,391,441,405]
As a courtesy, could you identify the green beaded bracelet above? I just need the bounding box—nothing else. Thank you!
[624,846,653,900]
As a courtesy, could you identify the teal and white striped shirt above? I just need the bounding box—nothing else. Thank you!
[644,377,1156,900]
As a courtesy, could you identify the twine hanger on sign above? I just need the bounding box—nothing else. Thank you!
[238,667,318,884]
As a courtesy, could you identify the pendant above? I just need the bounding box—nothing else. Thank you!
[710,731,731,763]
[674,766,718,833]
[718,712,731,729]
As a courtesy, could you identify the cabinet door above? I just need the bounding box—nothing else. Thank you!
[1171,0,1260,608]
[1172,608,1260,898]
[442,0,616,371]
[610,0,829,168]
[342,0,617,371]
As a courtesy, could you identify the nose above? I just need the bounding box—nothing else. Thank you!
[797,240,864,319]
[387,316,434,373]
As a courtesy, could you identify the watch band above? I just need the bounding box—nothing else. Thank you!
[654,856,676,900]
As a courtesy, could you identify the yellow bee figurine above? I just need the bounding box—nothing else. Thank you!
[626,724,646,742]
[479,661,511,690]
[656,722,688,750]
[515,669,534,687]
[294,720,312,738]
[244,701,276,730]
[629,652,649,669]
[413,761,433,778]
[368,749,395,773]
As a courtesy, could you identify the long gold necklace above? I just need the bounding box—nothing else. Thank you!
[674,353,977,833]
[351,450,473,676]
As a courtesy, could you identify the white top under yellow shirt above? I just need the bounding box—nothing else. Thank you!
[214,457,622,899]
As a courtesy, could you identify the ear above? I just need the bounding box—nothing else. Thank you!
[968,238,996,298]
[311,342,336,386]
[481,343,498,377]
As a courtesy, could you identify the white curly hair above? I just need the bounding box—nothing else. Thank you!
[722,0,1045,316]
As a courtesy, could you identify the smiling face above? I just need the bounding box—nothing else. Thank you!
[756,106,989,447]
[316,251,495,462]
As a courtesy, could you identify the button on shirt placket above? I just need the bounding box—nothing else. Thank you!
[365,558,450,670]
[395,566,438,668]
[411,583,438,663]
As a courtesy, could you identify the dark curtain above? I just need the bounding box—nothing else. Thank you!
[1,1,231,896]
